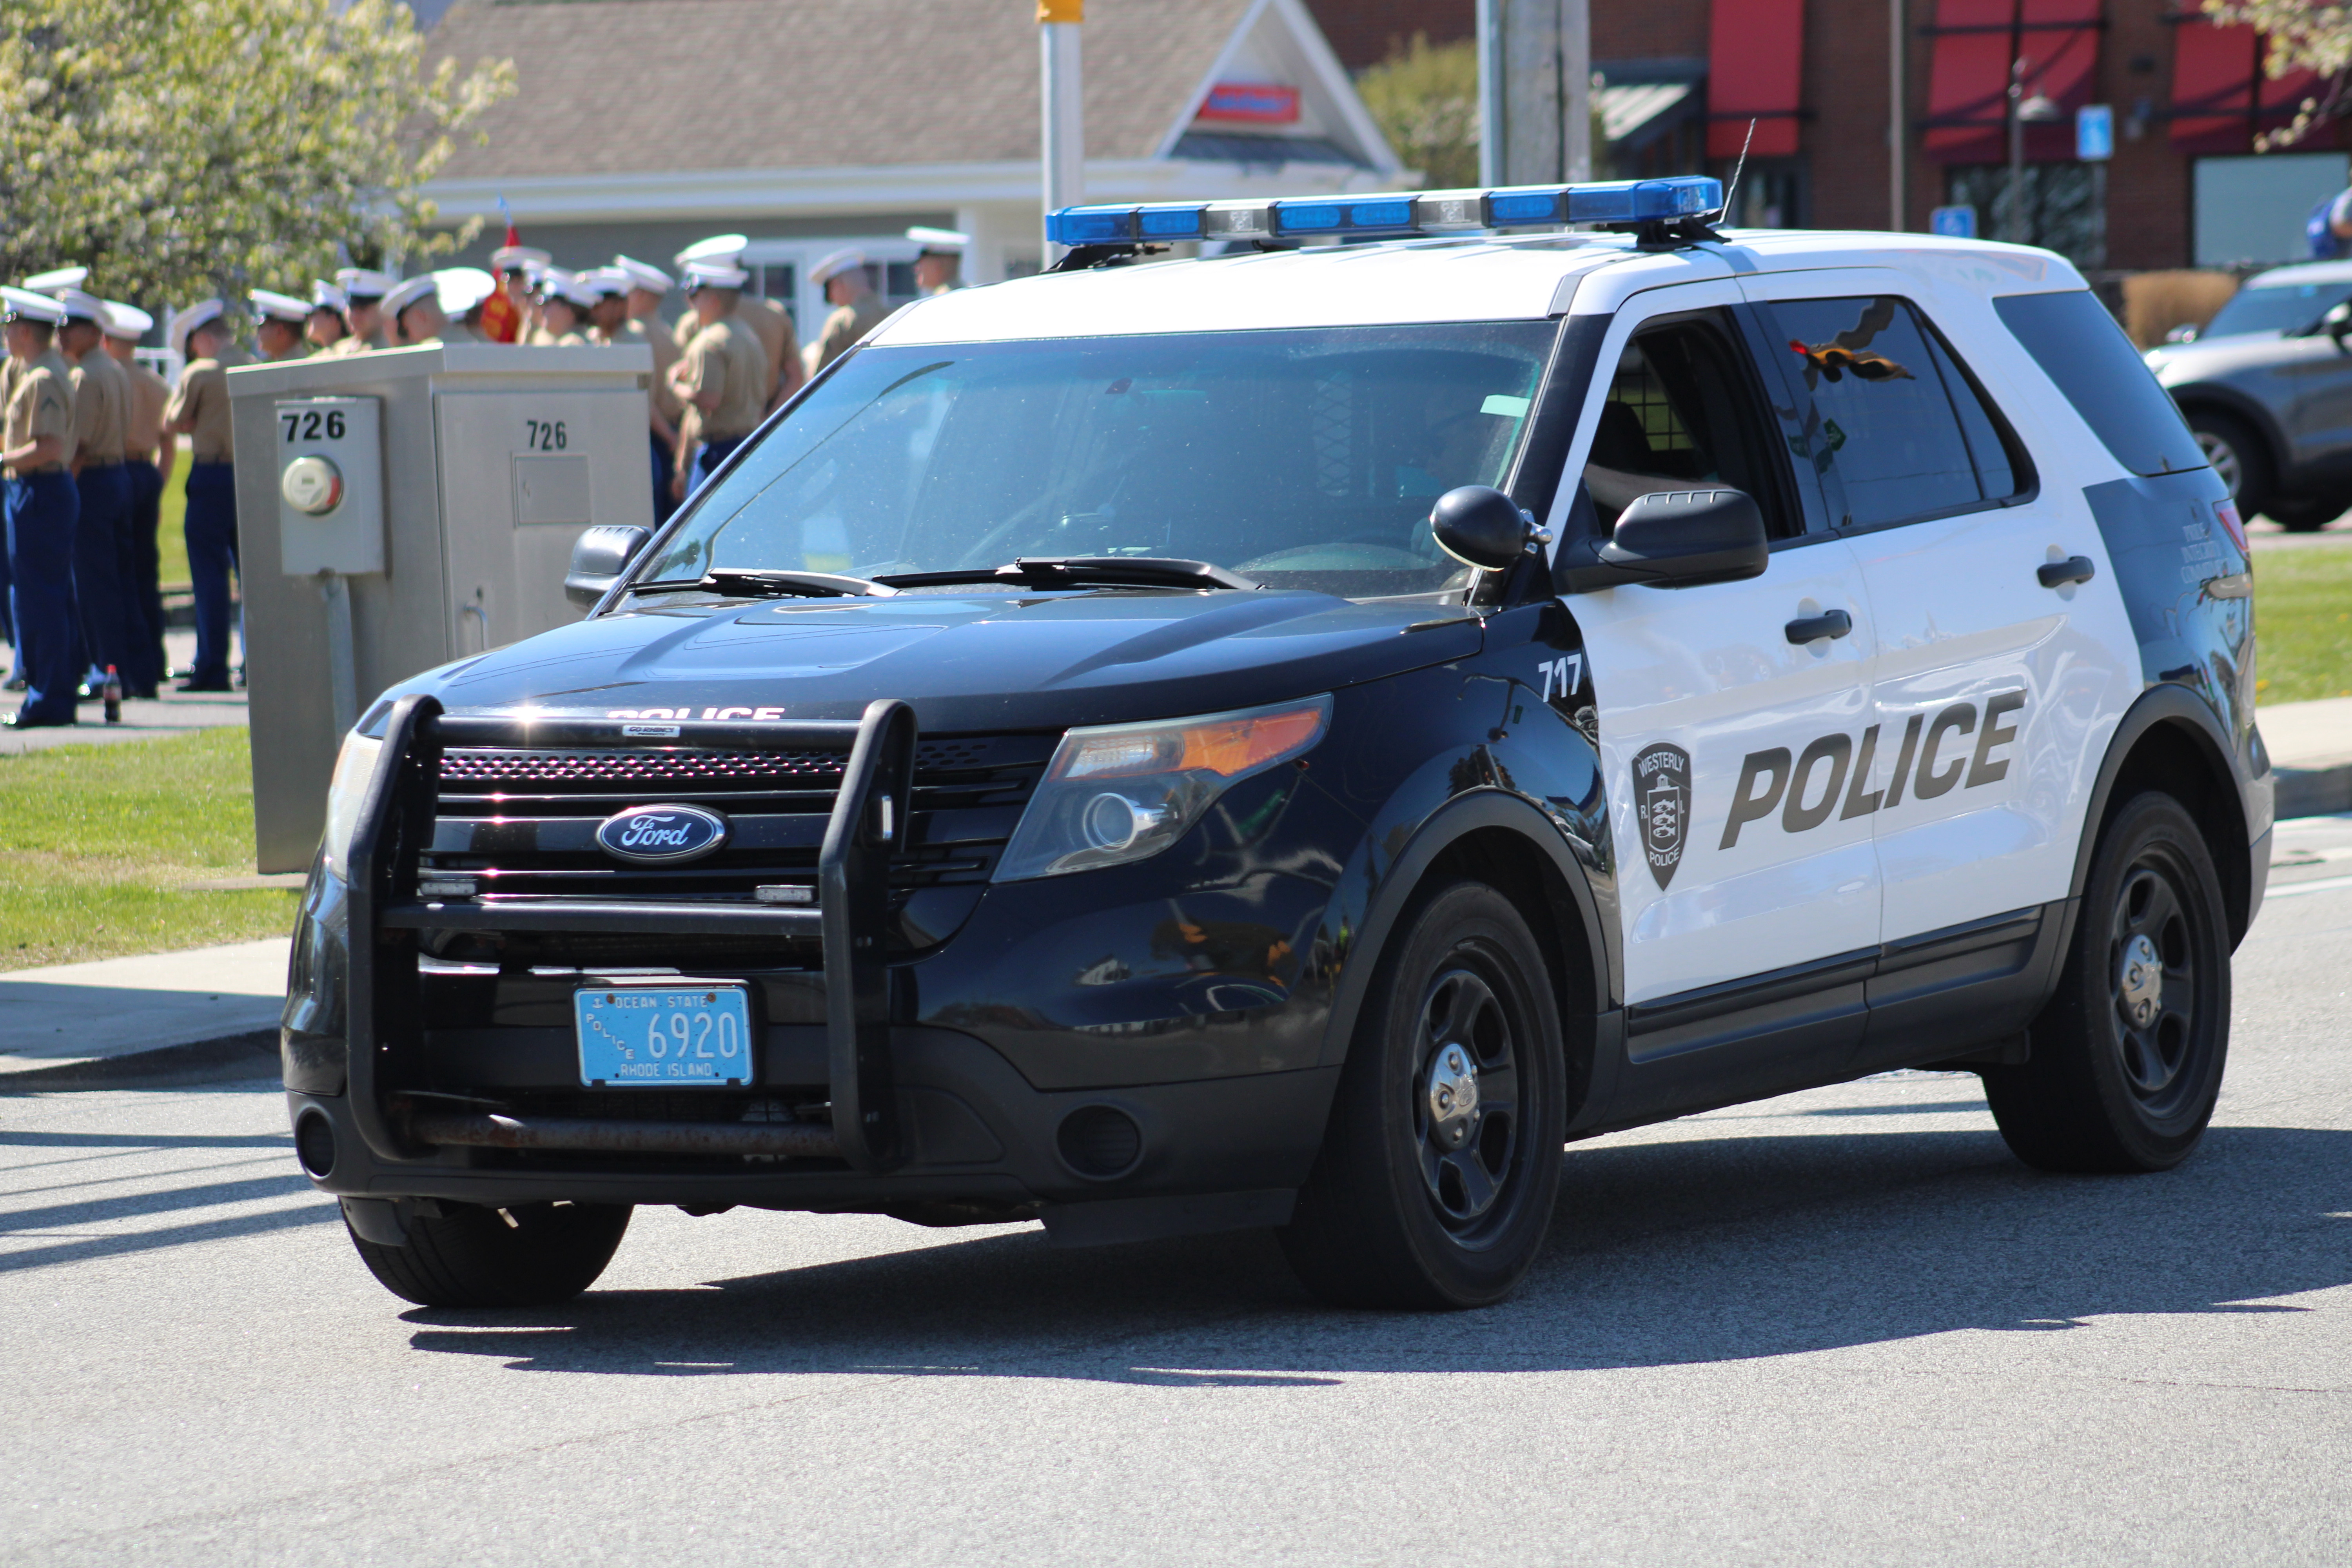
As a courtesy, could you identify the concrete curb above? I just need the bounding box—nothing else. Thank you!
[0,1029,279,1092]
[2276,764,2352,820]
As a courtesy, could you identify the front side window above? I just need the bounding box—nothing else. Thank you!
[636,322,1557,601]
[1759,295,2024,530]
[1583,316,1795,537]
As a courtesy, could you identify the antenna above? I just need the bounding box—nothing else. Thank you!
[1722,118,1758,227]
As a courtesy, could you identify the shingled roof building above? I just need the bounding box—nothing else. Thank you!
[422,0,1402,328]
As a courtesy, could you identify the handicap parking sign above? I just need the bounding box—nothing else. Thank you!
[1929,205,1977,239]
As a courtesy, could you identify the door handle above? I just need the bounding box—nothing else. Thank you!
[2038,555,2096,588]
[1784,608,1853,644]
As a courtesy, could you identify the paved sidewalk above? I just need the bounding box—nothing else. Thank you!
[0,938,287,1088]
[2263,693,2352,815]
[0,630,247,755]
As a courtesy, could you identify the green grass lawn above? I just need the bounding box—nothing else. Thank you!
[0,728,296,972]
[156,464,188,588]
[2257,544,2352,705]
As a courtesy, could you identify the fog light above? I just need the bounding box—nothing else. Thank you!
[294,1110,337,1179]
[1057,1105,1143,1179]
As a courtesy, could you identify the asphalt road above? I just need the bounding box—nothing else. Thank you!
[5,836,2350,1565]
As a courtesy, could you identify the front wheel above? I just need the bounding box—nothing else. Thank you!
[2188,410,2274,524]
[1279,880,1566,1309]
[1982,793,2230,1172]
[345,1199,632,1308]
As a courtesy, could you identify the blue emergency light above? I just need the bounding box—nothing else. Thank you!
[1045,176,1724,248]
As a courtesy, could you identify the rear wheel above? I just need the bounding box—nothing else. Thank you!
[344,1199,632,1308]
[2187,410,2274,524]
[1279,881,1565,1309]
[2263,493,2345,532]
[1982,793,2229,1172]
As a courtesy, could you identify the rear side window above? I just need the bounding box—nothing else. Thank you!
[1758,296,2024,529]
[1993,289,2209,478]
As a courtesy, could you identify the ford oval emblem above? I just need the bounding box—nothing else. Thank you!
[596,803,730,865]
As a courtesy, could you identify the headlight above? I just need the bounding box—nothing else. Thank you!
[320,731,383,880]
[996,696,1331,881]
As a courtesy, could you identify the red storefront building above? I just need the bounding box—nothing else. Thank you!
[1307,0,2351,274]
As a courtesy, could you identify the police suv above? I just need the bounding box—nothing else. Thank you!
[287,176,2268,1312]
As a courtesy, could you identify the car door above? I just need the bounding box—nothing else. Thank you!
[1739,269,2140,1066]
[1548,279,1882,1104]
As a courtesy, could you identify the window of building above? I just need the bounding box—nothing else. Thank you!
[1943,163,2107,270]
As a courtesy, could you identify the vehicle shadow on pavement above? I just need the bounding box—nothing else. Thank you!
[398,1121,2352,1382]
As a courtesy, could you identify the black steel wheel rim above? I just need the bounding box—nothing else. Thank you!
[2106,851,2204,1116]
[1411,953,1525,1239]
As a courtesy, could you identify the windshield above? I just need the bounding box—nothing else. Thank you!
[2201,279,2352,339]
[637,322,1557,599]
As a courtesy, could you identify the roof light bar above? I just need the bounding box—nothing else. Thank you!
[1044,176,1723,248]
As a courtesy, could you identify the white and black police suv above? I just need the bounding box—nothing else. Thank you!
[285,176,2268,1311]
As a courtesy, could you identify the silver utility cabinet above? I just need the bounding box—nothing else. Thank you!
[229,343,655,872]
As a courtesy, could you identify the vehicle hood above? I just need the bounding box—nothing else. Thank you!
[399,588,1485,731]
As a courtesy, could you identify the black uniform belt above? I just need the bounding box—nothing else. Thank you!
[189,457,232,468]
[5,463,65,478]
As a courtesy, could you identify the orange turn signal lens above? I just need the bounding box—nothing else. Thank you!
[1057,698,1330,782]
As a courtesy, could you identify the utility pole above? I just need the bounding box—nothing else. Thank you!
[2006,56,2060,245]
[1476,0,1592,190]
[1039,0,1084,259]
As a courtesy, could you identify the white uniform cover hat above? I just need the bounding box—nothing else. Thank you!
[250,288,310,325]
[167,299,226,356]
[334,267,397,301]
[681,259,750,290]
[490,245,551,274]
[613,255,673,293]
[379,275,439,319]
[51,288,110,325]
[577,266,632,299]
[809,248,866,286]
[906,227,970,254]
[1,286,69,326]
[536,268,601,310]
[310,279,348,312]
[21,265,89,293]
[434,268,498,315]
[102,301,152,339]
[673,234,750,268]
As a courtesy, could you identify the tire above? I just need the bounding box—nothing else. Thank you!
[2262,493,2345,533]
[344,1199,632,1308]
[2187,409,2274,523]
[1982,793,2230,1173]
[1279,880,1566,1309]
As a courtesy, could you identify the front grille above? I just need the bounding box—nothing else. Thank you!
[418,732,1055,915]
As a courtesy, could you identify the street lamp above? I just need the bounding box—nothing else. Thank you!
[2007,56,2061,245]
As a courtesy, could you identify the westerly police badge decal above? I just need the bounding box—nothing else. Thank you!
[1633,743,1691,889]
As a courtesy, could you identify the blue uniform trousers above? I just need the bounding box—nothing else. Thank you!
[183,461,239,686]
[124,459,165,696]
[72,462,135,687]
[650,433,676,527]
[690,435,744,494]
[5,471,82,724]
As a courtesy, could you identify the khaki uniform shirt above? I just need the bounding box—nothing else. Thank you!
[677,317,768,442]
[327,329,384,357]
[739,295,798,403]
[809,293,890,376]
[122,359,169,461]
[4,350,77,476]
[626,317,685,428]
[163,344,250,463]
[68,350,131,465]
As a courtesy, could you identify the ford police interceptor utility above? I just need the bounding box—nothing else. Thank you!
[285,177,2269,1311]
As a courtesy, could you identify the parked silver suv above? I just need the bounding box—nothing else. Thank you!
[2147,259,2352,531]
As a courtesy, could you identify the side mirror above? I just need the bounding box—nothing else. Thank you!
[1429,485,1546,570]
[1554,487,1769,593]
[565,524,652,610]
[2326,301,2352,347]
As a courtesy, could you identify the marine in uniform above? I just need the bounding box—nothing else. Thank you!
[251,289,311,361]
[806,248,891,378]
[102,302,171,697]
[432,270,501,342]
[908,227,970,294]
[670,260,769,499]
[305,282,349,354]
[162,300,249,691]
[492,246,550,345]
[617,256,685,523]
[381,275,447,347]
[532,270,595,345]
[672,235,802,410]
[330,268,396,356]
[53,290,136,696]
[1,288,82,726]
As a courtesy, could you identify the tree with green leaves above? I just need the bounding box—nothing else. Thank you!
[0,0,512,316]
[2203,0,2352,150]
[1356,34,1481,191]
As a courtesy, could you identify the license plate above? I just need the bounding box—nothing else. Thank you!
[575,984,753,1087]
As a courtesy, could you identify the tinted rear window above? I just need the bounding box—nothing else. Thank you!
[1993,290,2209,478]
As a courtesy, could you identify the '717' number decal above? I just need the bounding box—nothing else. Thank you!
[1538,654,1583,702]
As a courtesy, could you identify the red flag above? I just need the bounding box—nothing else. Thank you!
[481,198,523,343]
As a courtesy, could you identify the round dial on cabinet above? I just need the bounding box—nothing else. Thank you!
[281,454,344,516]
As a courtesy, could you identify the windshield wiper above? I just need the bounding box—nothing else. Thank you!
[876,557,1258,592]
[691,568,897,599]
